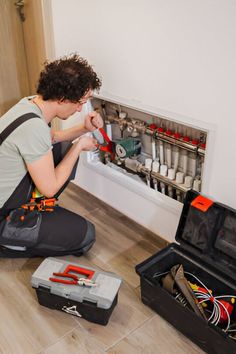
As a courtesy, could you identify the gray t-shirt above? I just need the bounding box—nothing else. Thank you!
[0,97,52,208]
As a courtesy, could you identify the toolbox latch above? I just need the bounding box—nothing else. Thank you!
[191,195,213,212]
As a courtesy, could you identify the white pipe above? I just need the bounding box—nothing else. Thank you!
[173,147,180,172]
[168,168,175,180]
[160,164,168,176]
[145,158,152,170]
[192,156,197,178]
[159,141,164,165]
[182,150,188,176]
[184,176,193,188]
[176,172,184,184]
[193,179,201,192]
[151,139,156,160]
[166,143,172,168]
[152,161,160,173]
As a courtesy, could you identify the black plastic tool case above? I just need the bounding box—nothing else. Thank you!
[136,190,236,353]
[31,258,122,325]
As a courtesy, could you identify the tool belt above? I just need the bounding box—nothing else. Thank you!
[21,195,57,213]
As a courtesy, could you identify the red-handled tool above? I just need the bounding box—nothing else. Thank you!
[93,127,114,155]
[49,272,97,287]
[49,264,97,287]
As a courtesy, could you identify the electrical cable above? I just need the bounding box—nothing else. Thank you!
[212,302,221,326]
[215,295,236,300]
[152,271,168,278]
[153,269,236,335]
[209,302,219,325]
[215,299,231,331]
[184,272,212,295]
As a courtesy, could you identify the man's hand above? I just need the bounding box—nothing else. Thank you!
[76,135,97,151]
[84,111,103,132]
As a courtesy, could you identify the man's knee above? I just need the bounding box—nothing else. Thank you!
[75,220,96,255]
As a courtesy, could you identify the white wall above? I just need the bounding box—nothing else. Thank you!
[50,0,236,240]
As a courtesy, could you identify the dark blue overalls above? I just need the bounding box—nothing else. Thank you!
[0,113,95,258]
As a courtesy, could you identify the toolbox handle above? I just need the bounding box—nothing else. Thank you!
[63,265,95,279]
[191,195,213,212]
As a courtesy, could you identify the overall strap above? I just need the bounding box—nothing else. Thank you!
[0,112,40,145]
[0,112,40,218]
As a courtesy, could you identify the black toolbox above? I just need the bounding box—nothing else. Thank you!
[31,257,122,325]
[136,190,236,353]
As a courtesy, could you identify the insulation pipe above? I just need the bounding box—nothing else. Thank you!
[182,149,188,176]
[189,139,198,178]
[168,168,175,180]
[173,146,180,172]
[173,132,181,172]
[166,143,172,169]
[159,141,164,165]
[193,179,201,192]
[184,176,193,188]
[160,164,168,177]
[181,136,190,176]
[151,139,157,160]
[145,158,152,170]
[152,160,160,173]
[176,172,184,184]
[191,154,197,178]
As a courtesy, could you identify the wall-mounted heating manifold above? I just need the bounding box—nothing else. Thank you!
[91,98,207,203]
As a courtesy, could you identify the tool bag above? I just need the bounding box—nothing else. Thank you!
[0,113,42,247]
[0,208,42,247]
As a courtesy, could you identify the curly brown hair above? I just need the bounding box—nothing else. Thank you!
[37,54,102,102]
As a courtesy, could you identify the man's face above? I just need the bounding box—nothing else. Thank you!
[56,90,92,119]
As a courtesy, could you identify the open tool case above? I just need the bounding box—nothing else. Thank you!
[31,257,122,325]
[136,190,236,353]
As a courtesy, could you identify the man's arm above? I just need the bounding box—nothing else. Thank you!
[26,136,96,197]
[51,111,104,143]
[51,122,87,143]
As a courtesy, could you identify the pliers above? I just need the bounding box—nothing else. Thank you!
[93,127,113,154]
[49,272,97,287]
